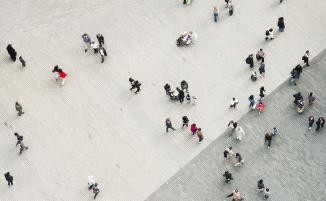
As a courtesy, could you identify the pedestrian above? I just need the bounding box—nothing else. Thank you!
[294,64,303,79]
[308,92,315,105]
[19,56,26,67]
[57,69,68,86]
[197,128,204,143]
[178,88,185,104]
[14,132,23,146]
[224,147,234,159]
[92,183,100,200]
[277,17,285,32]
[257,179,265,192]
[186,93,191,104]
[302,50,310,66]
[228,120,237,129]
[225,0,229,8]
[248,95,255,109]
[99,46,107,63]
[182,116,189,127]
[96,33,105,46]
[226,189,242,201]
[213,6,219,22]
[19,141,28,155]
[265,28,274,40]
[4,172,13,186]
[91,41,99,54]
[259,62,266,77]
[256,48,266,62]
[264,132,272,148]
[180,80,188,92]
[88,176,96,190]
[229,97,239,109]
[245,54,254,68]
[164,83,171,95]
[190,123,198,135]
[271,127,278,136]
[165,118,176,132]
[259,86,266,101]
[257,101,266,115]
[308,116,314,130]
[264,188,271,200]
[82,33,91,52]
[6,44,17,62]
[251,71,258,81]
[129,78,141,94]
[289,68,299,85]
[234,153,244,167]
[15,102,24,116]
[223,170,233,183]
[235,126,245,141]
[316,117,325,131]
[228,2,234,16]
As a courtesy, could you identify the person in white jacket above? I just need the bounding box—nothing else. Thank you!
[229,97,239,109]
[235,126,245,141]
[88,175,96,190]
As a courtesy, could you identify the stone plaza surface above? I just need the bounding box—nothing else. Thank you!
[147,50,326,201]
[0,0,325,200]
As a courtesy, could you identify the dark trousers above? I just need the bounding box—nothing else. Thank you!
[182,123,188,127]
[17,110,24,116]
[214,14,218,22]
[166,126,175,132]
[94,192,99,199]
[101,55,104,63]
[303,57,309,66]
[266,140,271,147]
[7,180,13,186]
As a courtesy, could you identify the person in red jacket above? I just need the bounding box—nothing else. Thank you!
[190,123,198,135]
[58,69,68,86]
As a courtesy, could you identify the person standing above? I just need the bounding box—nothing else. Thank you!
[277,17,285,32]
[178,88,185,104]
[257,179,265,192]
[197,128,204,143]
[308,92,315,105]
[264,188,271,200]
[96,33,105,46]
[58,69,68,86]
[92,183,100,200]
[19,56,26,67]
[182,116,189,128]
[4,172,14,186]
[259,62,266,77]
[234,153,244,167]
[245,54,254,68]
[229,97,239,109]
[99,46,107,63]
[190,123,198,135]
[316,117,325,131]
[82,33,91,52]
[213,6,219,22]
[15,102,24,116]
[264,132,272,148]
[259,86,266,101]
[6,44,17,62]
[165,118,176,132]
[14,133,23,146]
[302,50,310,66]
[308,116,314,130]
[19,141,29,155]
[256,49,266,62]
[248,95,255,109]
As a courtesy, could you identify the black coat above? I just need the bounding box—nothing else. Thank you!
[6,45,17,57]
[278,19,285,29]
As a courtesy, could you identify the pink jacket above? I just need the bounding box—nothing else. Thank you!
[191,124,198,133]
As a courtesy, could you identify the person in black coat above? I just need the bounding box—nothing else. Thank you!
[223,171,233,183]
[277,17,285,32]
[177,88,185,104]
[96,34,105,46]
[245,54,254,68]
[14,132,23,146]
[164,83,171,95]
[182,116,189,127]
[4,172,13,186]
[6,44,17,62]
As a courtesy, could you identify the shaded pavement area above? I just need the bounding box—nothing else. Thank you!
[147,50,326,201]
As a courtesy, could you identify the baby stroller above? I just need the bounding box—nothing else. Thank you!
[176,31,196,47]
[169,90,180,101]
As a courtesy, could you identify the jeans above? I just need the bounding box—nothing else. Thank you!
[279,27,284,32]
[214,13,218,22]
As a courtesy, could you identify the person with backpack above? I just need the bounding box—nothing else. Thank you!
[226,189,242,201]
[302,50,310,66]
[213,6,219,22]
[4,172,14,186]
[82,33,91,52]
[277,17,285,32]
[14,133,23,146]
[96,33,105,46]
[99,46,107,63]
[165,118,176,132]
[259,61,266,77]
[182,116,189,127]
[6,44,17,62]
[15,102,24,116]
[245,54,254,68]
[223,171,233,183]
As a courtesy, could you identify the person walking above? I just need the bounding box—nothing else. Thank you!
[277,17,285,32]
[228,120,237,129]
[129,78,141,94]
[180,80,189,92]
[259,62,266,77]
[19,141,29,155]
[190,123,198,135]
[82,33,91,52]
[15,102,24,116]
[226,189,242,201]
[251,71,258,81]
[248,95,255,109]
[259,86,266,101]
[197,128,204,143]
[308,116,314,130]
[316,117,325,131]
[19,56,26,67]
[264,188,271,200]
[228,2,234,16]
[234,153,244,167]
[229,97,239,109]
[223,170,233,183]
[308,92,315,105]
[164,83,171,95]
[52,65,61,80]
[265,28,274,40]
[271,127,278,136]
[302,50,310,66]
[96,33,105,46]
[213,6,219,22]
[294,64,303,79]
[14,133,23,146]
[264,132,272,148]
[91,41,99,54]
[182,116,189,128]
[4,172,14,186]
[57,69,68,86]
[224,147,234,160]
[256,48,266,62]
[88,175,96,190]
[92,183,100,200]
[257,179,265,192]
[178,88,185,104]
[225,0,229,8]
[245,54,254,68]
[165,118,176,132]
[6,44,17,62]
[99,46,107,63]
[235,126,245,141]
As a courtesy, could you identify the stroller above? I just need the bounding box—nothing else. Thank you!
[169,90,180,101]
[176,32,196,47]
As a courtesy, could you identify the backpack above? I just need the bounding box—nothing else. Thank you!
[265,30,270,36]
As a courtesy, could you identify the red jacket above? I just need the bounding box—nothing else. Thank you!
[59,71,67,78]
[191,124,198,133]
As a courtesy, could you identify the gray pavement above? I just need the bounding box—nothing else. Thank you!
[147,50,326,201]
